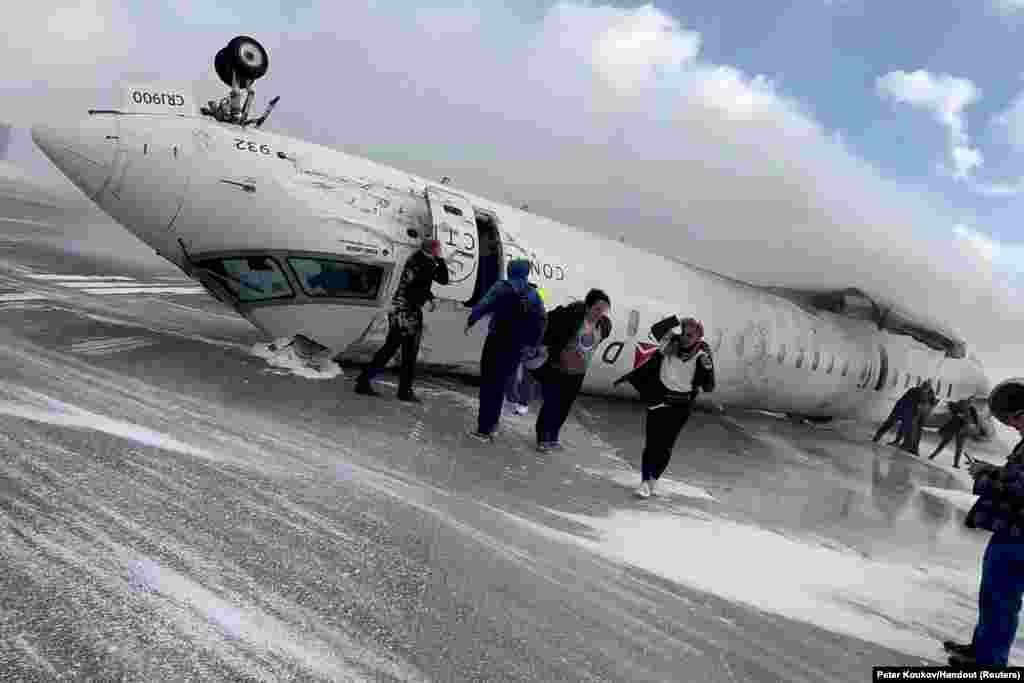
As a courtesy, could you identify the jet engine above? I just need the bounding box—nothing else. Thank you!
[201,36,279,128]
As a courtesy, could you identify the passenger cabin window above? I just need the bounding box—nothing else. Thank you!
[712,329,723,352]
[916,375,922,386]
[795,349,805,369]
[947,384,953,398]
[841,359,849,377]
[936,380,942,395]
[826,354,835,374]
[891,372,898,388]
[443,204,463,217]
[777,343,787,364]
[196,256,294,302]
[289,257,384,300]
[904,374,911,389]
[627,310,639,337]
[812,350,821,371]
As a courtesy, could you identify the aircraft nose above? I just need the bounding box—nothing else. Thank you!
[31,117,117,200]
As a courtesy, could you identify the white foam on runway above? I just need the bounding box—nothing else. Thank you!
[0,388,212,459]
[918,486,978,514]
[529,506,993,663]
[80,287,205,295]
[249,338,343,380]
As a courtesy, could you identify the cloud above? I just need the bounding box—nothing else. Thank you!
[876,70,982,179]
[5,1,1022,385]
[992,0,1024,15]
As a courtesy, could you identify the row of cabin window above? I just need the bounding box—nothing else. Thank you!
[623,311,955,399]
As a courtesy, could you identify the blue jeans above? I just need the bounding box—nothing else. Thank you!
[972,533,1024,666]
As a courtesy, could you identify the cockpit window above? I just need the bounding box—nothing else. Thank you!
[196,255,294,302]
[289,257,384,300]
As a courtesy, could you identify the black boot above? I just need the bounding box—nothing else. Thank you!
[943,640,974,658]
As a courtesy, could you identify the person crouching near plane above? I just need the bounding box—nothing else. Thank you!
[902,379,938,456]
[355,236,449,402]
[945,379,1024,668]
[464,259,547,443]
[873,383,924,445]
[613,316,715,498]
[533,289,612,453]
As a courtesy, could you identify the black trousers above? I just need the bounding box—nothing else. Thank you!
[477,335,524,435]
[359,324,421,395]
[536,371,585,444]
[930,430,967,466]
[641,401,693,481]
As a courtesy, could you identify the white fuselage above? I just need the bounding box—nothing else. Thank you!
[32,110,990,425]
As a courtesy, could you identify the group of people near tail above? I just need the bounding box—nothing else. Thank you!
[873,378,981,468]
[351,237,716,498]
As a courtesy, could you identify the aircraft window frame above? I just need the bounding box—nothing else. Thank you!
[841,359,849,377]
[712,329,723,353]
[904,373,911,389]
[936,379,942,396]
[891,371,898,388]
[194,255,295,303]
[795,348,805,369]
[812,350,821,372]
[777,343,787,364]
[916,375,922,386]
[288,256,385,301]
[627,310,639,337]
[826,353,835,374]
[947,383,953,398]
[443,204,464,217]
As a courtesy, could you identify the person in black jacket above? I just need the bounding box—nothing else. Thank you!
[355,237,449,402]
[873,384,924,444]
[614,315,715,498]
[928,399,979,468]
[534,289,612,452]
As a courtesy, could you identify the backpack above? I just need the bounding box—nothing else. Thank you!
[495,283,542,347]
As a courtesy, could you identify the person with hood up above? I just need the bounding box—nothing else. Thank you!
[504,284,547,416]
[464,259,547,443]
[613,315,715,498]
[533,288,612,453]
[945,379,1024,668]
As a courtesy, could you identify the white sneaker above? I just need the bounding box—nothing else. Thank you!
[635,481,651,498]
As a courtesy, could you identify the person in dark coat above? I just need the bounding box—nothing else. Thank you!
[614,315,715,498]
[928,399,980,468]
[355,237,449,402]
[873,384,924,444]
[902,380,938,455]
[533,289,612,453]
[945,379,1024,668]
[464,259,546,442]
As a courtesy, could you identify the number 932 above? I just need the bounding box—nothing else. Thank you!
[234,138,272,155]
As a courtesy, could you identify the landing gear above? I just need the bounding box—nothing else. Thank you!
[201,36,279,128]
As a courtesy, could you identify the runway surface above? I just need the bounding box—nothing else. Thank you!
[0,195,1012,681]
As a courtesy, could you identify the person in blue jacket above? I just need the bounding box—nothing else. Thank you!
[945,378,1024,668]
[464,258,546,443]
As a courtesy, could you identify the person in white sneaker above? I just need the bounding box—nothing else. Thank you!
[614,316,715,498]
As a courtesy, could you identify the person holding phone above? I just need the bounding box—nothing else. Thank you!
[946,379,1024,667]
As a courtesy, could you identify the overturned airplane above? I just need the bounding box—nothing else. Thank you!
[31,36,993,437]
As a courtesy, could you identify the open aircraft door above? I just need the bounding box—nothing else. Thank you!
[425,186,478,303]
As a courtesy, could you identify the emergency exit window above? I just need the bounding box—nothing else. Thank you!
[627,310,639,337]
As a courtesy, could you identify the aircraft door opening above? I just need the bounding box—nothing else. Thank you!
[874,344,889,392]
[467,209,503,307]
[425,186,478,304]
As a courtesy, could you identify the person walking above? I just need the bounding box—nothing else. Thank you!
[928,399,979,468]
[354,237,448,402]
[533,289,612,453]
[464,259,546,443]
[613,315,715,498]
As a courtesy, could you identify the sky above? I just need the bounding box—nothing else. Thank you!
[1,0,1022,383]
